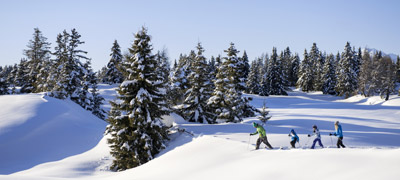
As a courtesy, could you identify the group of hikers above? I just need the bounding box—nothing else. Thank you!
[250,121,346,150]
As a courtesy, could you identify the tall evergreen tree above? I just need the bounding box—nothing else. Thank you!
[107,27,169,171]
[378,56,397,100]
[104,40,124,84]
[308,43,320,91]
[288,53,300,86]
[358,51,374,97]
[14,58,29,89]
[266,48,287,95]
[0,68,8,95]
[246,60,261,94]
[322,54,337,95]
[297,49,313,92]
[208,43,255,123]
[182,43,214,123]
[335,42,358,98]
[237,50,250,92]
[396,55,400,83]
[22,28,51,93]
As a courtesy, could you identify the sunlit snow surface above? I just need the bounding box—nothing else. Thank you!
[1,86,399,180]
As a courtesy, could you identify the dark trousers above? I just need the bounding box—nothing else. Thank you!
[290,138,298,148]
[311,139,324,149]
[256,136,273,149]
[337,137,346,148]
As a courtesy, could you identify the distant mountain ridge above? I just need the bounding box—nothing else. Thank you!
[362,47,398,61]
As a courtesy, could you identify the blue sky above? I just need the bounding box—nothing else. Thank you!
[1,0,399,70]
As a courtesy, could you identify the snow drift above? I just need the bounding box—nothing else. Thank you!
[0,94,107,174]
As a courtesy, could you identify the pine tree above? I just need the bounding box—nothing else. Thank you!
[322,54,337,95]
[288,53,300,86]
[14,58,29,91]
[237,50,250,92]
[0,68,8,95]
[208,43,255,123]
[281,47,292,89]
[396,55,400,83]
[169,53,192,106]
[308,43,320,91]
[246,60,261,94]
[208,56,217,90]
[51,31,70,99]
[335,42,358,98]
[182,43,214,123]
[107,27,169,171]
[258,101,271,125]
[22,28,51,93]
[358,51,374,97]
[104,40,124,84]
[378,56,397,100]
[266,48,287,95]
[297,49,313,92]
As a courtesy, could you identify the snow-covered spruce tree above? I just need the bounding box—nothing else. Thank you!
[313,52,325,91]
[104,40,124,84]
[257,101,271,125]
[297,49,314,92]
[322,54,337,95]
[377,56,397,100]
[0,71,8,95]
[182,43,214,123]
[107,27,169,171]
[358,51,374,97]
[396,55,400,83]
[281,47,292,89]
[207,56,217,90]
[308,43,319,91]
[14,58,28,90]
[51,31,71,99]
[22,28,51,93]
[237,50,250,92]
[335,42,358,98]
[155,49,171,85]
[264,48,288,95]
[246,60,261,94]
[87,69,106,120]
[169,53,192,106]
[208,43,256,123]
[288,53,300,86]
[259,54,271,96]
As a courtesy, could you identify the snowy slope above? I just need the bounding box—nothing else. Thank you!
[0,94,107,174]
[1,86,400,180]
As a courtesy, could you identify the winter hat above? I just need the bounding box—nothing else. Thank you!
[312,125,317,129]
[253,122,258,127]
[335,121,339,125]
[291,129,295,133]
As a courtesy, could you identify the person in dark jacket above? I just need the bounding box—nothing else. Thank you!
[250,122,273,150]
[330,121,346,148]
[288,129,300,148]
[308,125,324,149]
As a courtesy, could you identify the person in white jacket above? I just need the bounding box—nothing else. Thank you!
[308,125,324,149]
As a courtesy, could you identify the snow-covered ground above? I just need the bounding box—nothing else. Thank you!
[0,85,399,180]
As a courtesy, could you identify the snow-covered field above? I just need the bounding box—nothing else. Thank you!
[0,85,399,180]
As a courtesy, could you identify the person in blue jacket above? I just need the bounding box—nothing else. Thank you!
[288,129,299,148]
[308,125,324,149]
[330,121,346,148]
